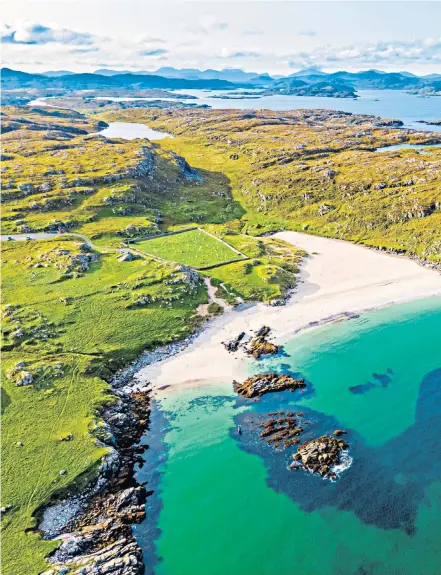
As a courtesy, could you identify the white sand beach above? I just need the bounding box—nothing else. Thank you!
[135,232,441,393]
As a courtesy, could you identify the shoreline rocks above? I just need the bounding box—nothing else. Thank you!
[39,377,152,574]
[234,372,306,398]
[245,326,282,358]
[222,331,246,352]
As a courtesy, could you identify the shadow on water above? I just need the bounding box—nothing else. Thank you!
[233,368,441,536]
[134,400,171,575]
[349,368,394,395]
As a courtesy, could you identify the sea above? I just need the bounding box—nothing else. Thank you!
[102,89,441,132]
[134,297,441,575]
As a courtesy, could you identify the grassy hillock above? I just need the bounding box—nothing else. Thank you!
[100,108,441,263]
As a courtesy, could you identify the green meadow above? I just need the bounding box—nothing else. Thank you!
[136,229,243,268]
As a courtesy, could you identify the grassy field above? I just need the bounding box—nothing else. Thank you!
[0,236,206,574]
[135,229,243,268]
[204,233,304,301]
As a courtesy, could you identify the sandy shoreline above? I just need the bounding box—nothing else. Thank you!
[135,232,441,393]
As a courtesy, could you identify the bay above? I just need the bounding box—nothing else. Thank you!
[135,297,441,575]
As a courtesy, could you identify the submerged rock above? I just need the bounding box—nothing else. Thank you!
[234,372,306,398]
[259,412,304,449]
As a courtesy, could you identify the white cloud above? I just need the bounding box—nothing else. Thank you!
[2,17,441,76]
[286,38,441,69]
[1,20,94,45]
[183,19,228,35]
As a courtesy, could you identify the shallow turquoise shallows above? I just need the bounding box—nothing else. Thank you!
[136,297,441,575]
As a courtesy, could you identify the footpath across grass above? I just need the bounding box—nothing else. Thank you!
[135,229,243,268]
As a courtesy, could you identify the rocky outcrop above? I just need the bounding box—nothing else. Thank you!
[42,536,143,575]
[222,331,246,352]
[290,435,348,480]
[245,326,281,358]
[234,372,306,398]
[171,151,202,181]
[127,146,155,178]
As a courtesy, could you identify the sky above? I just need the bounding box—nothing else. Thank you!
[2,1,441,75]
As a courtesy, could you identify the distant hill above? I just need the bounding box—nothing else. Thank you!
[2,66,440,95]
[0,68,241,90]
[42,70,75,77]
[93,67,274,84]
[289,68,328,77]
[271,77,357,98]
[327,70,422,89]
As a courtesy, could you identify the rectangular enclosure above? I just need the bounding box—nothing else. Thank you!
[135,229,243,268]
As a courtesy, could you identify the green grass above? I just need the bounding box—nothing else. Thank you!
[1,106,302,574]
[1,237,206,574]
[135,229,243,268]
[105,107,441,263]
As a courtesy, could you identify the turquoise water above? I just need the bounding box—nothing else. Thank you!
[136,297,441,575]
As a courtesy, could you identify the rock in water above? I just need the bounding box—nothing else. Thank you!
[259,412,304,449]
[291,435,349,480]
[234,372,306,398]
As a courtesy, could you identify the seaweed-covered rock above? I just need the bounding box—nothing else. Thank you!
[234,372,306,398]
[259,412,304,449]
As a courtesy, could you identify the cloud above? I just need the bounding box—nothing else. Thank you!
[285,37,441,69]
[228,51,261,59]
[1,21,94,45]
[70,47,100,54]
[244,29,263,36]
[133,34,166,45]
[298,30,317,37]
[139,48,168,57]
[183,20,228,35]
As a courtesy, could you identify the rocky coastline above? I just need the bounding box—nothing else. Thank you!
[39,371,152,574]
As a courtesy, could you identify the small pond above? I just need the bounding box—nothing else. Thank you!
[99,122,173,140]
[376,142,441,152]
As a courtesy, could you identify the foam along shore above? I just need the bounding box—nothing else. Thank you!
[135,231,441,393]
